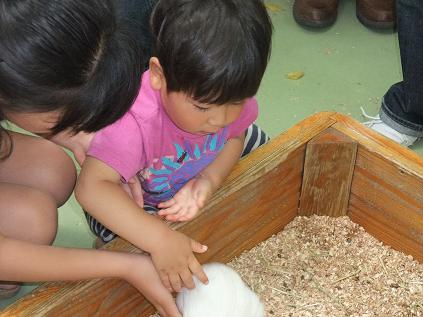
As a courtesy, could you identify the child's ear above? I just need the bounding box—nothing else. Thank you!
[149,57,165,91]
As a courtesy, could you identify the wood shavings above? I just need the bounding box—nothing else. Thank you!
[149,216,423,316]
[265,3,284,13]
[229,216,423,316]
[286,71,304,80]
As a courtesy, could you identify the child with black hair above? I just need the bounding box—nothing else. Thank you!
[76,0,273,297]
[0,0,183,315]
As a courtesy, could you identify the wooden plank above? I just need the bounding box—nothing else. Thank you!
[348,146,423,262]
[330,114,423,262]
[299,127,357,216]
[331,113,423,179]
[186,146,305,265]
[2,112,338,316]
[1,147,305,317]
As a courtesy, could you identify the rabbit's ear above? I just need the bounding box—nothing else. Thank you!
[176,263,264,317]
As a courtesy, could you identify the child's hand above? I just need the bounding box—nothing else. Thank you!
[124,253,182,317]
[150,230,208,293]
[158,175,213,221]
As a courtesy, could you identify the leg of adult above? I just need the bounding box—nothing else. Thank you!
[0,132,76,297]
[380,0,423,138]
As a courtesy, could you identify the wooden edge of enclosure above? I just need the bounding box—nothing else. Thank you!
[0,112,338,316]
[329,113,423,263]
[298,127,357,217]
[330,113,423,178]
[4,112,423,315]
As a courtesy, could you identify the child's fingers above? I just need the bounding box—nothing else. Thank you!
[190,239,208,254]
[158,272,172,292]
[158,198,176,209]
[171,206,196,222]
[159,205,182,216]
[164,205,195,221]
[165,214,184,222]
[179,268,195,290]
[148,287,181,317]
[169,273,182,293]
[189,259,209,285]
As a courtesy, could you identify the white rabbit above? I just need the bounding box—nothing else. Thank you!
[176,262,264,317]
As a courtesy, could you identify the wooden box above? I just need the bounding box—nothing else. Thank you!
[2,112,423,316]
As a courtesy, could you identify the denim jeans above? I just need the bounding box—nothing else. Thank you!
[115,0,157,70]
[380,0,423,136]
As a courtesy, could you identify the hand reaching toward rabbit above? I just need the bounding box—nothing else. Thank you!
[150,230,208,293]
[124,253,182,317]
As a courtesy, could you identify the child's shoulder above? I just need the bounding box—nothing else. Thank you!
[130,70,161,122]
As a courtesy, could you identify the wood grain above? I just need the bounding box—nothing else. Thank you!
[331,114,423,178]
[299,127,357,216]
[5,112,423,315]
[330,114,423,262]
[2,112,338,316]
[348,146,423,262]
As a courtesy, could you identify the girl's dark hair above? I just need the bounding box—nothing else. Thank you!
[151,0,273,105]
[0,0,143,137]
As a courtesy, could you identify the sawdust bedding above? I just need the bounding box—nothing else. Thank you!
[151,215,423,316]
[230,216,423,316]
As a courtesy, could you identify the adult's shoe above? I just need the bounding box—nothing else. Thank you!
[293,0,339,28]
[361,107,418,147]
[356,0,396,30]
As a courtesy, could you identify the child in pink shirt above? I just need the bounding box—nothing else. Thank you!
[76,0,272,312]
[87,70,258,212]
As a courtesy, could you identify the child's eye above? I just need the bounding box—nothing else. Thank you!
[194,105,210,112]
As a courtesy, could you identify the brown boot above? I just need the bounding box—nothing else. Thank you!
[293,0,339,28]
[356,0,396,29]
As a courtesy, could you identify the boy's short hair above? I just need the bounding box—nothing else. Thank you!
[0,0,143,134]
[151,0,273,105]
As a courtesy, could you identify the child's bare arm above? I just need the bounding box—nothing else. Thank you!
[158,134,245,221]
[201,134,246,189]
[75,157,208,292]
[0,233,181,317]
[0,232,134,282]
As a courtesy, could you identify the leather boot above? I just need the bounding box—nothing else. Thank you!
[357,0,396,29]
[293,0,339,28]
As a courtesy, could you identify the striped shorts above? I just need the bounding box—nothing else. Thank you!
[85,124,269,243]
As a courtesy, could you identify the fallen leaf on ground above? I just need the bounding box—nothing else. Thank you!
[286,71,305,80]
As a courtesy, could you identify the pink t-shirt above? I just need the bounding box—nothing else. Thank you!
[88,71,258,206]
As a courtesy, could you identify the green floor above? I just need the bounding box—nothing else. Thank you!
[2,0,422,309]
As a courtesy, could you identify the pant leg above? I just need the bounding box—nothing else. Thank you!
[241,124,270,157]
[380,0,423,136]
